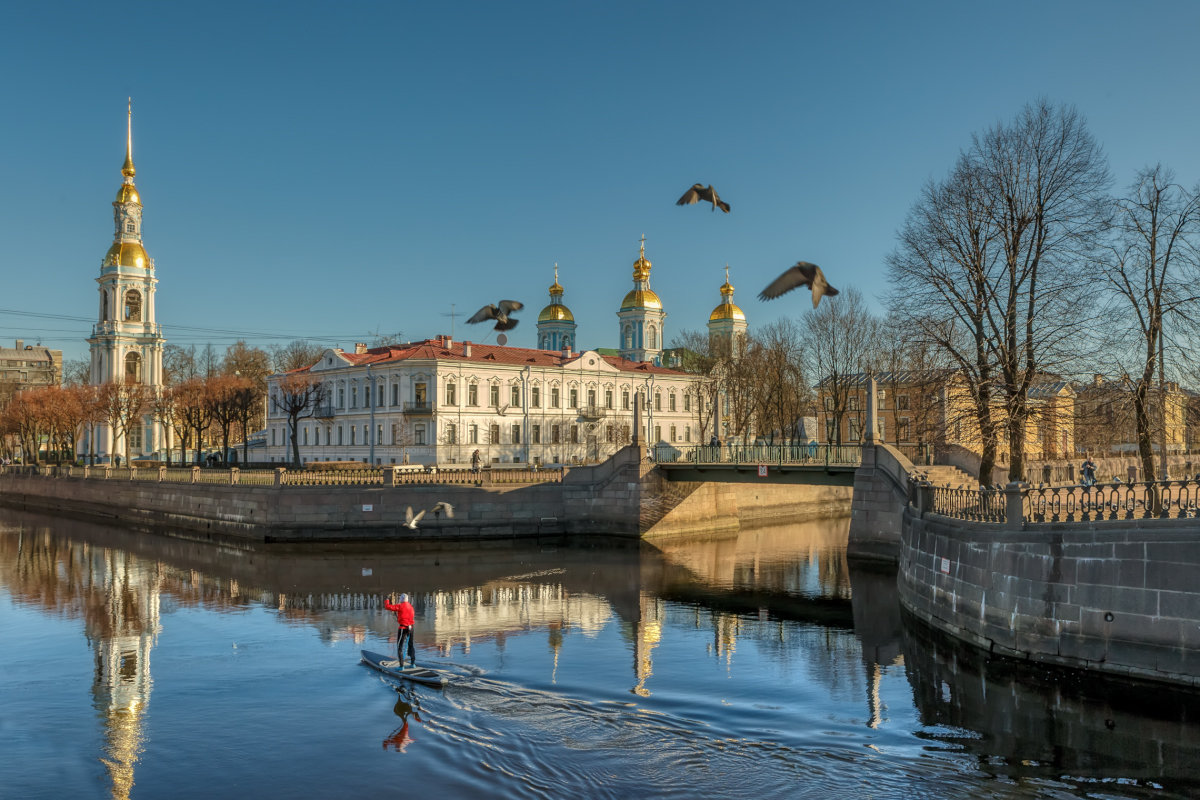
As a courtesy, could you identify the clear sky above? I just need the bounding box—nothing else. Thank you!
[3,1,1199,364]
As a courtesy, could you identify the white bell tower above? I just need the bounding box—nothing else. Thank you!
[86,101,166,460]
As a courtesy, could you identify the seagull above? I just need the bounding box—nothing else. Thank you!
[676,183,730,213]
[403,506,426,530]
[431,501,454,519]
[467,300,523,331]
[758,261,840,309]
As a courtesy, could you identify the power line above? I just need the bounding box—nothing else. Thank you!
[0,307,368,342]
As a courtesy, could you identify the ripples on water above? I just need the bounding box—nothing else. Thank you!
[2,510,1200,799]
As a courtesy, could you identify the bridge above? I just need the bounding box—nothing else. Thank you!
[651,443,928,486]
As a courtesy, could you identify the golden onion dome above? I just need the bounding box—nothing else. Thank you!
[621,289,663,310]
[632,254,651,281]
[538,303,575,322]
[709,302,746,322]
[548,279,564,297]
[115,183,141,204]
[104,241,151,269]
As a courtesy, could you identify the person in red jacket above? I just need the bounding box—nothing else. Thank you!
[384,592,416,667]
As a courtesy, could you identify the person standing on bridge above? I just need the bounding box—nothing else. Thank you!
[384,592,417,668]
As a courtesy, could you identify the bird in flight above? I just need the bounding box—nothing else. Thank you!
[759,261,840,309]
[467,300,523,331]
[403,506,426,530]
[431,501,454,519]
[676,183,730,213]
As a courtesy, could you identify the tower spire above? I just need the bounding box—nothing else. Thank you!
[122,98,136,179]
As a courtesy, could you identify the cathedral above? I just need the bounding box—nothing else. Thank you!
[85,104,166,461]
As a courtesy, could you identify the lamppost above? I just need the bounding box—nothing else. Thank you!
[366,363,375,465]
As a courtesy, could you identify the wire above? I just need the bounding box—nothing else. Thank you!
[0,307,368,343]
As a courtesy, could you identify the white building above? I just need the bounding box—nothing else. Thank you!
[262,337,702,466]
[85,104,166,460]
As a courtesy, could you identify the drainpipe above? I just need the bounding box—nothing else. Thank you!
[367,363,375,464]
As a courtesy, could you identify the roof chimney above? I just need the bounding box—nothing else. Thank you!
[463,341,472,357]
[561,343,572,358]
[443,335,453,350]
[14,340,23,351]
[354,342,367,354]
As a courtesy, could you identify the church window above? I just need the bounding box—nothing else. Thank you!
[124,290,142,322]
[124,352,142,384]
[623,325,633,349]
[125,220,136,234]
[648,326,658,349]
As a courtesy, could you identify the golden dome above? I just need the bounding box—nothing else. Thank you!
[709,302,745,322]
[621,289,663,310]
[548,280,564,297]
[632,254,651,281]
[104,241,151,269]
[115,183,141,204]
[539,304,575,322]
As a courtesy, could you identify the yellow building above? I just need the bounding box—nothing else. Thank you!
[1075,375,1189,455]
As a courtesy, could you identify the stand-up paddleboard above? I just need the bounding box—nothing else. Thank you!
[361,650,449,688]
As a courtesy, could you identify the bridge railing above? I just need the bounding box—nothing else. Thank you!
[653,443,863,467]
[930,484,1006,523]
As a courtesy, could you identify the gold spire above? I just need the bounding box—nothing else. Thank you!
[710,263,745,321]
[548,262,563,296]
[540,262,574,322]
[122,99,136,179]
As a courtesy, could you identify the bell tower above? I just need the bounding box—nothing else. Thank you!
[86,101,166,460]
[616,235,667,364]
[536,264,577,351]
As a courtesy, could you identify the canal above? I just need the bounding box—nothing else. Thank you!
[2,509,1198,799]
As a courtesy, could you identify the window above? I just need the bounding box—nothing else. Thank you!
[648,326,657,349]
[898,394,910,411]
[303,428,309,445]
[490,423,500,443]
[470,424,479,444]
[605,389,613,409]
[670,425,676,442]
[898,418,910,441]
[378,384,384,407]
[552,424,561,444]
[669,393,676,412]
[849,418,861,441]
[849,395,859,411]
[587,389,596,408]
[684,393,691,412]
[446,423,457,444]
[569,388,578,408]
[490,385,500,407]
[654,392,662,411]
[272,429,277,446]
[446,382,456,405]
[124,290,142,322]
[414,425,426,445]
[511,424,521,443]
[377,424,384,444]
[338,426,344,445]
[338,387,345,408]
[350,426,356,445]
[823,395,833,411]
[125,220,136,233]
[391,423,399,445]
[685,426,691,443]
[570,425,579,444]
[414,382,427,407]
[532,386,540,407]
[653,425,661,442]
[351,386,358,408]
[531,424,541,444]
[124,352,141,384]
[392,383,399,406]
[551,387,560,408]
[128,423,143,450]
[468,383,478,406]
[622,390,630,410]
[363,424,368,443]
[511,386,520,407]
[314,427,320,445]
[606,425,615,443]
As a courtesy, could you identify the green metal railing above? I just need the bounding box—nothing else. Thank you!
[652,443,863,467]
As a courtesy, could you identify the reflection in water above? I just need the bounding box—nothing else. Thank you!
[383,687,425,754]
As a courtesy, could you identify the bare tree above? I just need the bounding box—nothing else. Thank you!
[62,358,91,387]
[1100,165,1200,481]
[753,320,811,443]
[97,382,148,465]
[163,344,198,386]
[177,377,212,464]
[270,340,325,373]
[276,372,330,467]
[806,288,878,445]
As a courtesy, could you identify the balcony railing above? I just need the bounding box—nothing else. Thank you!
[404,401,432,414]
[577,404,607,419]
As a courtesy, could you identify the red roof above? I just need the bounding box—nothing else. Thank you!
[304,338,688,376]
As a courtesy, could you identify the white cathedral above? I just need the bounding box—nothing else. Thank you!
[85,105,166,462]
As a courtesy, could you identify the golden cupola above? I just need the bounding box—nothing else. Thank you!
[620,237,663,311]
[709,266,746,322]
[105,100,151,270]
[538,264,575,323]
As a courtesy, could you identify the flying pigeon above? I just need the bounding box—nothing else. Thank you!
[431,501,454,519]
[467,300,523,331]
[758,261,839,309]
[676,183,730,213]
[403,506,426,530]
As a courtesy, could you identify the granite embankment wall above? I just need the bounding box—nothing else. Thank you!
[899,510,1200,687]
[0,448,852,542]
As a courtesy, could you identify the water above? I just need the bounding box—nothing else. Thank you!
[2,510,1198,800]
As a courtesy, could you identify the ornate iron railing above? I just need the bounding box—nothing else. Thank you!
[652,443,863,467]
[1024,481,1200,522]
[930,484,1006,523]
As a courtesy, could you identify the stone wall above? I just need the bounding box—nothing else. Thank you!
[0,446,851,543]
[847,442,913,563]
[899,511,1200,687]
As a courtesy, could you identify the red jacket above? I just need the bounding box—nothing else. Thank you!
[384,599,414,627]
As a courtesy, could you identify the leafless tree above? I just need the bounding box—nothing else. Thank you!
[163,344,198,386]
[62,358,91,387]
[1099,165,1200,481]
[276,372,331,467]
[270,340,325,373]
[752,319,811,443]
[97,382,148,464]
[806,288,879,445]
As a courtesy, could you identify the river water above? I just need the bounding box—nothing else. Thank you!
[2,510,1199,800]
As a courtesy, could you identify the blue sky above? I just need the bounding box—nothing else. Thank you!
[3,1,1199,363]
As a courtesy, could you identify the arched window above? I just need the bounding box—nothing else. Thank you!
[647,325,658,349]
[124,290,142,321]
[623,324,633,349]
[124,352,142,384]
[102,290,109,321]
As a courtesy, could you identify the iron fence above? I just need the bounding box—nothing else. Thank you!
[930,484,1006,523]
[652,443,863,467]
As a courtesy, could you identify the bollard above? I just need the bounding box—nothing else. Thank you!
[191,466,200,484]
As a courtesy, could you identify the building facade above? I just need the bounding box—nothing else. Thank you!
[85,105,166,460]
[0,339,62,406]
[261,337,702,466]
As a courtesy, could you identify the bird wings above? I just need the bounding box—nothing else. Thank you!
[676,183,730,213]
[498,300,523,315]
[432,501,454,518]
[467,304,499,324]
[758,262,840,308]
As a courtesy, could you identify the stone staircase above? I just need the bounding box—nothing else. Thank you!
[910,464,979,488]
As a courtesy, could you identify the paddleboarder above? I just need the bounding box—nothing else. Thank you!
[384,592,417,667]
